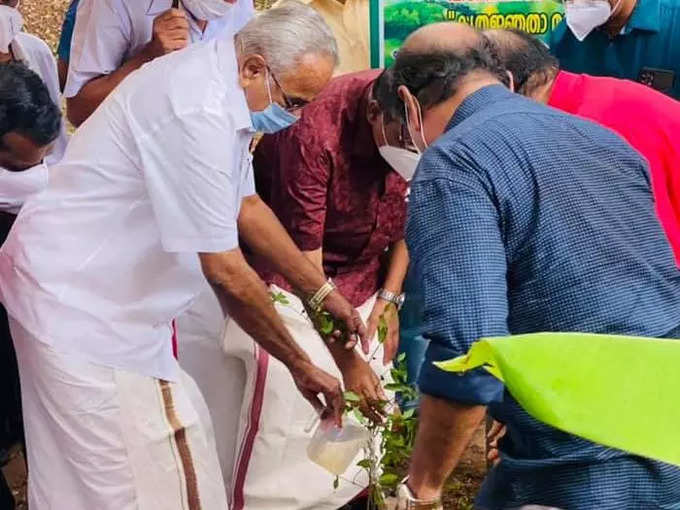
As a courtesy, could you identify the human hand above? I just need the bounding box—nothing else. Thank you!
[147,9,190,58]
[338,352,386,424]
[486,420,506,466]
[321,289,368,354]
[366,299,399,365]
[289,359,344,427]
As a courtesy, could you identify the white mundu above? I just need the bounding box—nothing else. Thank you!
[0,38,255,510]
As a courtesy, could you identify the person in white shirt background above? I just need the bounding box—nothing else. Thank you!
[65,0,255,126]
[62,0,258,488]
[0,63,62,510]
[0,1,69,208]
[0,3,370,509]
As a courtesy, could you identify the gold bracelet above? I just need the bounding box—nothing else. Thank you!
[308,279,336,311]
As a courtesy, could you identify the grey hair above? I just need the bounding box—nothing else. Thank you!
[235,1,339,76]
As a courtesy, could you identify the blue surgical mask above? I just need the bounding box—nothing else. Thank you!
[250,71,298,134]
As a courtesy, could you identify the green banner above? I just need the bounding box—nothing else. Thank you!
[372,0,564,67]
[436,332,680,467]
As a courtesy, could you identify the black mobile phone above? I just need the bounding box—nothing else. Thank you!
[638,67,675,93]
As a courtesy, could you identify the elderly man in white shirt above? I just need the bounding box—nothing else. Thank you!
[65,0,254,126]
[63,0,256,484]
[0,3,370,509]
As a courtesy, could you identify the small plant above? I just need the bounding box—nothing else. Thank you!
[270,291,419,509]
[342,310,418,510]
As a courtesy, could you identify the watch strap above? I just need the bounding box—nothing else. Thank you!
[378,289,405,308]
[396,482,443,510]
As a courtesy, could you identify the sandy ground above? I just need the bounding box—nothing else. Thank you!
[7,1,487,509]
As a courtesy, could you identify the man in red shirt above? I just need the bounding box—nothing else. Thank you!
[224,69,412,510]
[485,28,680,265]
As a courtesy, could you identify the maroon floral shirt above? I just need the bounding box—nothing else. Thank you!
[252,70,408,307]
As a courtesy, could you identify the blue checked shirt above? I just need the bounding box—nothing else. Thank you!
[408,85,680,509]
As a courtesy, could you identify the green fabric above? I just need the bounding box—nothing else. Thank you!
[435,332,680,467]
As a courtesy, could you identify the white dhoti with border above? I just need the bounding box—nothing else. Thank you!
[176,283,246,494]
[10,317,228,510]
[225,286,390,510]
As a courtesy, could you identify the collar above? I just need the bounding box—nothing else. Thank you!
[624,0,661,33]
[447,84,514,131]
[146,0,171,16]
[217,37,252,132]
[547,70,584,114]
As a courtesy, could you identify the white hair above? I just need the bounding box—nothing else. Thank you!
[236,1,339,76]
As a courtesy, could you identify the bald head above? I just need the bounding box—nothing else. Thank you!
[483,29,559,97]
[375,22,507,122]
[402,22,482,54]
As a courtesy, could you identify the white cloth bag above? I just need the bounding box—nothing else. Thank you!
[225,286,390,510]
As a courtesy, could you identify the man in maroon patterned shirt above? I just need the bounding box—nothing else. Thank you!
[223,69,413,510]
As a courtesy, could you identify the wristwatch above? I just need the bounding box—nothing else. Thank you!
[396,480,443,510]
[378,289,405,310]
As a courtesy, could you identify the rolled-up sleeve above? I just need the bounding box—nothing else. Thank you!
[137,109,242,254]
[64,0,131,98]
[407,147,509,405]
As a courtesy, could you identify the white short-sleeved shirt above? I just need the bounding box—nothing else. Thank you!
[12,32,69,166]
[64,0,255,98]
[0,38,255,381]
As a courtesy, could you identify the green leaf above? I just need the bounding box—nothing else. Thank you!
[270,291,290,305]
[403,409,415,419]
[378,473,399,486]
[343,391,361,403]
[320,314,334,335]
[397,352,407,363]
[384,383,409,392]
[377,313,388,344]
[352,408,366,424]
[356,459,372,469]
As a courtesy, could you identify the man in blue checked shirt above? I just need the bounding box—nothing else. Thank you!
[376,22,680,510]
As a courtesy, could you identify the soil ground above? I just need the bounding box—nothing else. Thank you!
[6,2,487,508]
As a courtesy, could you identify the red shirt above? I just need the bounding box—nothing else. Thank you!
[549,71,680,264]
[253,70,408,306]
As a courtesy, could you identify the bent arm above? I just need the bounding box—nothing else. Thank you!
[200,249,311,370]
[382,239,409,295]
[238,194,326,297]
[66,48,154,126]
[404,156,509,498]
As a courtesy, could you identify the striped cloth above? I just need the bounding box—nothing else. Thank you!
[407,85,680,509]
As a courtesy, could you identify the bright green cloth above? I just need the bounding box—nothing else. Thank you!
[436,332,680,467]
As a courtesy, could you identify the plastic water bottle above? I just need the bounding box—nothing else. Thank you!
[307,418,369,476]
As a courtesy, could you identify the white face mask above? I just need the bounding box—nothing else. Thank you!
[379,145,420,181]
[565,0,619,42]
[377,117,420,181]
[0,5,23,54]
[180,0,233,20]
[0,162,48,214]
